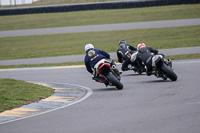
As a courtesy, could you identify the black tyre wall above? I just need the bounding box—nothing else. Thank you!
[106,72,123,90]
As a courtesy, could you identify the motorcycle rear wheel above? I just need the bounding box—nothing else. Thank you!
[106,72,123,90]
[161,64,177,81]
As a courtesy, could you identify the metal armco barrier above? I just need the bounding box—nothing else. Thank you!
[0,0,200,16]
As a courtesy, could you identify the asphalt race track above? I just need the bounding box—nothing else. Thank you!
[0,18,200,132]
[0,59,200,133]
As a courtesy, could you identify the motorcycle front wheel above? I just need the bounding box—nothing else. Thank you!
[106,72,123,90]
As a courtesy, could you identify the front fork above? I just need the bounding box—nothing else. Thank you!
[110,65,121,81]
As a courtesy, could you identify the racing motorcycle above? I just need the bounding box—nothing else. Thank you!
[128,51,146,74]
[151,54,177,81]
[92,59,123,90]
[127,61,146,74]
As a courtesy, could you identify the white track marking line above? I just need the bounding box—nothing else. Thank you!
[0,82,93,125]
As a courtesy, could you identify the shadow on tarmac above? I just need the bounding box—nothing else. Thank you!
[93,87,120,92]
[122,73,146,77]
[140,79,173,83]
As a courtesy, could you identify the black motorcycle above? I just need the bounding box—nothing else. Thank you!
[128,51,146,74]
[152,55,177,81]
[127,61,146,74]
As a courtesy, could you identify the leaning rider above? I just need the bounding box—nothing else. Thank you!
[84,43,120,84]
[136,43,159,76]
[116,40,138,71]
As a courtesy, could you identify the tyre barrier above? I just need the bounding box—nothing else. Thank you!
[0,0,200,16]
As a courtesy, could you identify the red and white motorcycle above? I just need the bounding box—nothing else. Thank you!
[93,59,123,90]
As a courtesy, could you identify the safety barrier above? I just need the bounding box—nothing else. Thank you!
[0,0,199,16]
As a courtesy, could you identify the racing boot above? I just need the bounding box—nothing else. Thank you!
[92,76,106,83]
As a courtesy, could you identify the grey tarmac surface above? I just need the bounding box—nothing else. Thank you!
[0,59,200,133]
[0,19,200,37]
[1,47,200,65]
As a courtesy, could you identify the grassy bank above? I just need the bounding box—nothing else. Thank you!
[0,4,199,31]
[0,79,54,112]
[166,53,200,60]
[0,61,85,69]
[0,25,199,60]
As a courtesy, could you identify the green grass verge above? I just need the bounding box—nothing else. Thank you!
[0,4,199,31]
[0,25,200,60]
[0,54,199,70]
[166,53,200,60]
[0,78,54,112]
[0,61,84,69]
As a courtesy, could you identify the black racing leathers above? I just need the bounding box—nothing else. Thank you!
[117,44,137,71]
[136,47,158,76]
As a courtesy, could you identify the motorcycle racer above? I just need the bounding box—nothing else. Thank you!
[84,43,111,74]
[116,40,137,71]
[84,43,120,85]
[117,40,145,74]
[136,43,159,76]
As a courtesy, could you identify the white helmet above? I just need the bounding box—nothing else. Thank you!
[85,43,94,52]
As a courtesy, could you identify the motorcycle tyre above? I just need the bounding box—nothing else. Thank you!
[161,63,177,81]
[106,72,123,90]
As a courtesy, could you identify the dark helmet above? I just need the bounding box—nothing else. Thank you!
[118,40,126,45]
